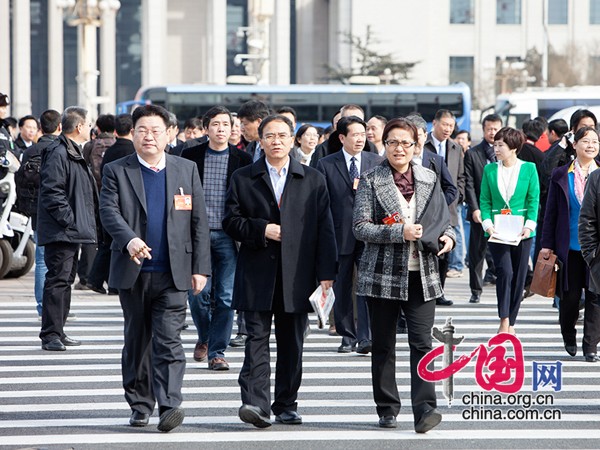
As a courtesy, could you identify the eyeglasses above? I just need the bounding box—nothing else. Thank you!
[135,127,167,138]
[263,133,292,142]
[579,139,600,146]
[384,140,416,150]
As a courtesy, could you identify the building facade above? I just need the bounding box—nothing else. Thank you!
[2,0,600,121]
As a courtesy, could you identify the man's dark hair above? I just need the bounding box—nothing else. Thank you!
[131,104,170,128]
[570,109,598,131]
[39,109,61,134]
[455,129,471,140]
[276,106,297,121]
[202,106,232,129]
[4,116,17,129]
[548,118,568,138]
[257,114,294,138]
[522,119,545,142]
[114,113,133,137]
[434,109,456,121]
[18,114,39,130]
[534,116,549,129]
[184,117,204,130]
[238,100,270,122]
[340,104,365,117]
[62,106,88,134]
[337,116,367,136]
[482,113,503,128]
[95,114,116,133]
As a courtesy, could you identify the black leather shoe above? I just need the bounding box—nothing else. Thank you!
[42,338,66,351]
[275,410,302,425]
[469,293,481,304]
[129,410,150,427]
[483,274,497,286]
[356,340,372,354]
[61,336,81,346]
[157,407,184,432]
[378,416,397,428]
[337,344,354,353]
[239,404,271,428]
[436,297,454,306]
[415,408,442,433]
[565,345,577,357]
[87,284,107,295]
[585,353,599,362]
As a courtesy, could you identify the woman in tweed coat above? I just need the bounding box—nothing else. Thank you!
[353,118,455,433]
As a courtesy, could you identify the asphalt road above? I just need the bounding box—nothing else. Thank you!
[1,269,599,449]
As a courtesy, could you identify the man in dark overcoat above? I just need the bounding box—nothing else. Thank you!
[223,114,338,428]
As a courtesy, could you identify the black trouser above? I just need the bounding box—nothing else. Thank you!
[489,238,533,326]
[560,250,600,354]
[40,242,79,343]
[469,223,495,294]
[77,243,97,284]
[119,272,187,414]
[87,228,111,289]
[334,250,370,346]
[238,267,307,416]
[367,272,436,424]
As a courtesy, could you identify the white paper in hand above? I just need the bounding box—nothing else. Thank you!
[309,285,336,329]
[489,214,524,246]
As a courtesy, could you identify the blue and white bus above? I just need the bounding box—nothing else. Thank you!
[117,83,471,131]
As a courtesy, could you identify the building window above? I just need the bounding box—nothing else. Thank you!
[497,0,521,24]
[548,0,568,24]
[591,0,600,24]
[450,0,474,24]
[227,0,249,77]
[449,56,474,92]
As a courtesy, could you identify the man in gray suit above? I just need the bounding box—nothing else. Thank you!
[423,109,465,306]
[100,105,211,432]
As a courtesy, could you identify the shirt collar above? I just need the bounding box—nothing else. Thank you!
[265,157,290,177]
[431,133,444,149]
[137,153,166,171]
[342,148,361,164]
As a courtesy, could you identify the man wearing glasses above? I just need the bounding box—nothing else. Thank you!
[38,107,97,353]
[223,114,337,428]
[100,105,211,432]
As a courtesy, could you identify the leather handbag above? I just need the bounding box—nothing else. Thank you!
[530,252,558,298]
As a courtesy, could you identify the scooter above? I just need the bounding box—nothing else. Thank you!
[0,150,35,279]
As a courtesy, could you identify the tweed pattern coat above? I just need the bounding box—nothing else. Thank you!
[353,161,455,301]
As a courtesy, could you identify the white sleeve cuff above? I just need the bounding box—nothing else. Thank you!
[525,219,537,232]
[482,219,494,233]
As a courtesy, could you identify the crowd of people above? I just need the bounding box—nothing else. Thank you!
[2,89,600,434]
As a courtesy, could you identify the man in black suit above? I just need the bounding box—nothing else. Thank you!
[87,113,136,294]
[423,109,465,306]
[464,114,502,304]
[100,105,211,432]
[317,116,383,354]
[181,106,252,370]
[223,114,337,428]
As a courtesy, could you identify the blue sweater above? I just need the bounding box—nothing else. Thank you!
[140,165,170,272]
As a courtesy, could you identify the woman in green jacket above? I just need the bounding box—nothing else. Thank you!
[480,127,540,334]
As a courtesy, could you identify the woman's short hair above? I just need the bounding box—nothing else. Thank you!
[574,126,599,143]
[294,123,316,147]
[494,127,525,153]
[382,118,418,144]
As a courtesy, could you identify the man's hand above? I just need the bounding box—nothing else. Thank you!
[437,235,454,256]
[320,280,334,292]
[127,237,152,265]
[265,223,282,241]
[192,274,208,295]
[403,224,423,241]
[472,209,482,223]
